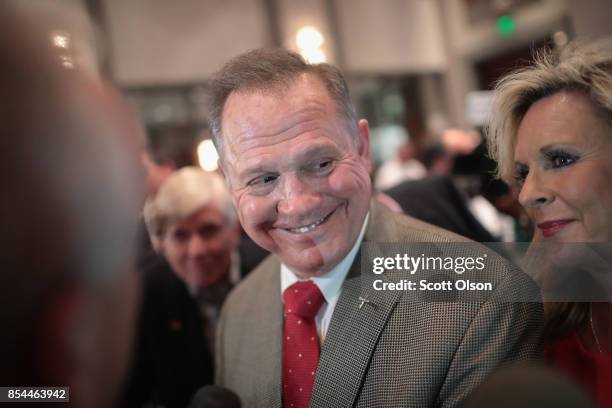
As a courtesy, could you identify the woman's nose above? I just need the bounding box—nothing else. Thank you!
[518,171,555,209]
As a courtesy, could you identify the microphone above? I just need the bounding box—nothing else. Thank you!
[460,365,595,408]
[188,385,242,408]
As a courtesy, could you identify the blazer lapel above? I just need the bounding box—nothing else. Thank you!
[252,259,283,408]
[310,202,404,407]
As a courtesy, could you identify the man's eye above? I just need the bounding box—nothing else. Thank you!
[261,175,278,184]
[173,230,189,241]
[249,174,278,186]
[310,160,334,174]
[198,224,222,239]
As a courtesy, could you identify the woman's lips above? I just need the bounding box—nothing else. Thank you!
[537,219,575,238]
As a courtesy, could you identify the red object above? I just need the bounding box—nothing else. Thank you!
[536,219,575,238]
[546,332,612,407]
[282,281,325,408]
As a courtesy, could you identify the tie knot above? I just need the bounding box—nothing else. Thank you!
[283,281,324,319]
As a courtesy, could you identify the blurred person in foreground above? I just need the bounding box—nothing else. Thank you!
[209,48,543,407]
[122,167,240,408]
[0,4,145,408]
[487,39,612,407]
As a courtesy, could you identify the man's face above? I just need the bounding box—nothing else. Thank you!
[220,74,372,276]
[161,204,237,289]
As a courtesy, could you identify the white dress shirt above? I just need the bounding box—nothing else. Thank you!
[281,213,369,343]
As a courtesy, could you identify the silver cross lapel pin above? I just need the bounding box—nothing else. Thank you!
[358,296,376,310]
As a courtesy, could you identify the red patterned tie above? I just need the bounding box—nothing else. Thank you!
[282,281,325,408]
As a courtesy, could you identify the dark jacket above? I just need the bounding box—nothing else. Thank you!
[385,175,497,242]
[121,257,214,408]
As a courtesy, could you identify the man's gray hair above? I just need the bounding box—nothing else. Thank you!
[208,48,358,159]
[486,38,612,181]
[144,166,236,249]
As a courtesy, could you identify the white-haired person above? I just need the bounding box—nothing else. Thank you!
[122,166,240,408]
[487,39,612,407]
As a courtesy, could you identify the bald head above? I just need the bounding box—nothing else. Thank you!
[0,5,145,407]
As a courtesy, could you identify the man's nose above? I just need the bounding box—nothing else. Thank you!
[276,173,320,217]
[518,170,555,209]
[187,236,209,257]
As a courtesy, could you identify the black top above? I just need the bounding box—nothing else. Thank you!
[385,175,497,243]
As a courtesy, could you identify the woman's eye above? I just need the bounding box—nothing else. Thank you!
[551,154,575,168]
[514,169,528,186]
[318,160,332,169]
[546,150,578,169]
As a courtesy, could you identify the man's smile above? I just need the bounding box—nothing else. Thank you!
[284,209,335,234]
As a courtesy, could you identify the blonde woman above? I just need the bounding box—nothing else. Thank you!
[487,39,612,407]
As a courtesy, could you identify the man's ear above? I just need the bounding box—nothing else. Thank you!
[356,119,372,173]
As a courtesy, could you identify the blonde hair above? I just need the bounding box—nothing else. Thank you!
[487,39,612,339]
[487,38,612,182]
[144,167,235,250]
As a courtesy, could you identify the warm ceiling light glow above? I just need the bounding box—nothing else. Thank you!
[301,48,327,64]
[197,139,219,172]
[295,26,327,64]
[52,32,70,49]
[296,26,324,50]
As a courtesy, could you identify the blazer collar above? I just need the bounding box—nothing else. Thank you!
[310,200,404,407]
[244,256,284,407]
[257,201,403,407]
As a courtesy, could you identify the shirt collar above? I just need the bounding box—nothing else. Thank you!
[281,212,369,304]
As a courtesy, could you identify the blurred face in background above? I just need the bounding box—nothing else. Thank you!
[514,91,612,242]
[160,203,238,289]
[220,74,372,277]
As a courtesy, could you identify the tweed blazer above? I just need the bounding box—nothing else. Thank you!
[216,201,543,407]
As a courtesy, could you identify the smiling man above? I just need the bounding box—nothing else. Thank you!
[210,49,543,408]
[219,68,370,277]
